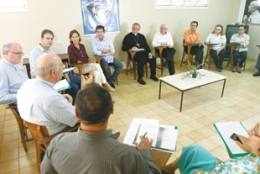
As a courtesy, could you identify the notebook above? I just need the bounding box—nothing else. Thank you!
[214,121,249,158]
[124,118,178,153]
[54,79,70,92]
[63,67,75,74]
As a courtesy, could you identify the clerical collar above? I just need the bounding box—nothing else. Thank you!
[132,32,138,36]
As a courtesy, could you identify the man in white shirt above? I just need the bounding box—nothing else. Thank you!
[152,24,176,75]
[248,1,260,24]
[17,53,93,135]
[230,25,250,73]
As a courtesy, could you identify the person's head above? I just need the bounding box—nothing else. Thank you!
[2,42,23,64]
[132,22,141,35]
[40,29,54,49]
[35,53,63,84]
[160,24,168,34]
[190,21,199,31]
[212,24,224,35]
[248,1,259,13]
[238,25,246,35]
[69,30,81,45]
[75,83,113,127]
[95,25,105,40]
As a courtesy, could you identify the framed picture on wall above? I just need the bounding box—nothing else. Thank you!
[81,0,120,35]
[243,0,260,25]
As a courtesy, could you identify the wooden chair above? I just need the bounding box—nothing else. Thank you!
[8,104,32,152]
[22,58,31,79]
[25,121,79,172]
[155,46,167,76]
[57,53,70,68]
[180,41,194,66]
[126,51,148,80]
[204,44,213,69]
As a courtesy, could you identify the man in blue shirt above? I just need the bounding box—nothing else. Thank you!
[0,42,28,104]
[92,25,123,88]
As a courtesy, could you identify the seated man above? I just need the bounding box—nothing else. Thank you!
[122,22,158,85]
[183,21,204,68]
[152,24,176,75]
[30,29,81,100]
[92,25,123,88]
[163,123,260,174]
[41,83,176,174]
[17,54,93,135]
[230,25,250,73]
[253,45,260,77]
[0,42,28,104]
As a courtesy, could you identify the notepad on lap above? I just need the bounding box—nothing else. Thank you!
[214,121,249,158]
[124,118,178,153]
[54,79,70,92]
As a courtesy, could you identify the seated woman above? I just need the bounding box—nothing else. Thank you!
[67,30,114,91]
[162,123,260,174]
[205,24,226,72]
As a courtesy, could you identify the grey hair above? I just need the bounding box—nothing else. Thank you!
[2,43,13,55]
[35,54,62,77]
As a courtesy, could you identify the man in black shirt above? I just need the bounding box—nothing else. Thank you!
[122,23,158,85]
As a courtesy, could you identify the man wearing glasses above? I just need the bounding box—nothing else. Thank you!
[0,42,28,104]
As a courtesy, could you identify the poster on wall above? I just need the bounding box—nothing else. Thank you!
[243,0,260,25]
[0,0,28,12]
[155,0,209,9]
[81,0,120,35]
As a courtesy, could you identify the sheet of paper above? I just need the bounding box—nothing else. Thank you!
[123,118,159,147]
[54,79,70,92]
[155,125,178,152]
[63,67,75,74]
[215,121,249,155]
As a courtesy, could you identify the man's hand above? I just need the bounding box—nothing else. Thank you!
[77,60,82,64]
[81,74,94,89]
[63,94,73,104]
[236,135,260,156]
[136,136,153,150]
[250,123,260,137]
[131,46,138,51]
[148,52,153,59]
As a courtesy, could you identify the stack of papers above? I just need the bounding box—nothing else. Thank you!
[124,118,178,153]
[214,121,249,158]
[54,79,70,92]
[63,67,75,74]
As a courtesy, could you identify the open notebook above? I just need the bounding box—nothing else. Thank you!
[214,121,249,158]
[54,79,70,92]
[124,118,178,153]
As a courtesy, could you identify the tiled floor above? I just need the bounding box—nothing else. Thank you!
[1,60,260,174]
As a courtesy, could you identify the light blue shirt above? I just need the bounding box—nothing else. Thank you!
[30,44,54,77]
[17,78,78,135]
[0,58,28,104]
[92,36,115,63]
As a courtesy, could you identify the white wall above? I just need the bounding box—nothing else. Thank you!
[0,0,252,63]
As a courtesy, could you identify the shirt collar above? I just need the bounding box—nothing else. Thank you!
[36,78,54,88]
[2,58,20,69]
[37,43,51,52]
[77,129,113,140]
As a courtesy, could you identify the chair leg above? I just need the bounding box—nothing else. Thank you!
[35,143,41,173]
[180,53,185,67]
[133,60,137,80]
[145,63,148,78]
[160,57,163,76]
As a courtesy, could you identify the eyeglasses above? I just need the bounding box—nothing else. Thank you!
[10,51,24,55]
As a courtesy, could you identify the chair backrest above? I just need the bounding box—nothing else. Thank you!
[25,121,50,143]
[57,53,70,68]
[226,24,249,44]
[22,58,31,79]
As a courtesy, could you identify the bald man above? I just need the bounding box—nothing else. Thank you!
[17,54,93,135]
[0,42,28,104]
[152,24,176,75]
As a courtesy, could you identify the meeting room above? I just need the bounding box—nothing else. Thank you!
[0,0,259,173]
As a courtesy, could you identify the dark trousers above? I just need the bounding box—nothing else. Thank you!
[135,51,156,79]
[157,47,176,75]
[184,45,204,66]
[100,58,123,84]
[210,49,225,69]
[256,54,260,70]
[233,51,247,68]
[68,74,80,104]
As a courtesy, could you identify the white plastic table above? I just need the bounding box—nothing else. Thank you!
[159,69,227,112]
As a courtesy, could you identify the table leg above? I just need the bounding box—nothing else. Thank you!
[159,80,162,99]
[221,79,226,97]
[180,91,184,112]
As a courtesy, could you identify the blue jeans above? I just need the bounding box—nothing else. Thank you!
[210,49,225,69]
[100,58,123,83]
[68,74,80,103]
[233,51,247,68]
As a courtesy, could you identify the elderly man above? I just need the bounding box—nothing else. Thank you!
[30,29,81,100]
[92,25,123,88]
[122,23,158,85]
[183,21,204,68]
[0,42,28,104]
[17,54,93,135]
[152,24,176,75]
[248,1,260,24]
[41,83,175,174]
